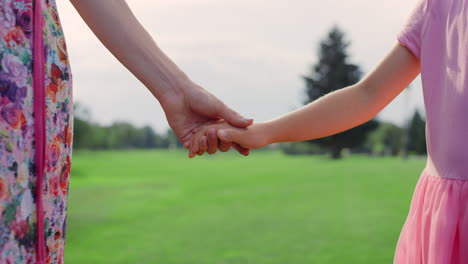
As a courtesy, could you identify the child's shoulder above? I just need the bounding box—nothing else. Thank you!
[427,0,463,19]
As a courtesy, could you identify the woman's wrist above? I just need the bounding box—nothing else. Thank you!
[156,75,191,103]
[143,52,193,103]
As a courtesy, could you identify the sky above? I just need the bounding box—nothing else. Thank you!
[56,0,425,134]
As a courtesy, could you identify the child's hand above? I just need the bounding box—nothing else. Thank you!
[186,120,247,158]
[187,120,270,158]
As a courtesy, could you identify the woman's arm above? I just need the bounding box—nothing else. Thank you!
[210,43,421,149]
[70,0,187,101]
[69,0,252,149]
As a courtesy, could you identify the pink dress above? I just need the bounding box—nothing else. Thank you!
[394,0,468,263]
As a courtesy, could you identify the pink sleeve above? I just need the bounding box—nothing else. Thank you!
[397,0,431,59]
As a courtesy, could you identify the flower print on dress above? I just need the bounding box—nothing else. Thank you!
[0,80,27,110]
[18,189,32,219]
[1,102,25,129]
[11,0,32,14]
[14,5,32,35]
[4,27,27,48]
[11,218,27,240]
[47,136,62,171]
[0,177,9,200]
[48,175,59,197]
[0,3,15,33]
[59,156,70,195]
[1,54,28,87]
[0,222,11,249]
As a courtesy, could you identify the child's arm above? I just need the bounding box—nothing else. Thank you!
[191,43,420,154]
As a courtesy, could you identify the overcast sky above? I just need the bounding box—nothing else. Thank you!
[56,0,424,133]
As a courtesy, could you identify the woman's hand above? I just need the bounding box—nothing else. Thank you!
[160,81,253,154]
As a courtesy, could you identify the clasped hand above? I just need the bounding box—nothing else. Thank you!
[185,119,270,158]
[160,80,262,158]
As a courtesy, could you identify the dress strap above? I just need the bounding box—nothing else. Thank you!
[33,0,47,263]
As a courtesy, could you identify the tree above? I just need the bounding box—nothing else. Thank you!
[72,101,186,150]
[365,122,404,156]
[303,26,378,159]
[407,110,426,155]
[73,103,93,149]
[165,129,183,149]
[141,126,158,149]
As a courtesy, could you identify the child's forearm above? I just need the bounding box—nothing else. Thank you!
[262,44,420,145]
[264,84,378,144]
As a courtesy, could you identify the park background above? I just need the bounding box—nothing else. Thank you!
[57,0,427,263]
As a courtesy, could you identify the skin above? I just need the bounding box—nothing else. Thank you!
[69,0,252,153]
[189,43,420,154]
[187,120,249,158]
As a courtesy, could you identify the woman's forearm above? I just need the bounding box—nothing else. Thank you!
[70,0,190,102]
[264,84,376,143]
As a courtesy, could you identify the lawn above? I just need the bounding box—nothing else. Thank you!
[64,150,426,264]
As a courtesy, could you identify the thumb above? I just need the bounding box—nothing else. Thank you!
[217,102,253,128]
[217,129,240,143]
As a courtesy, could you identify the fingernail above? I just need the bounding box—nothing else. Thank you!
[242,117,253,122]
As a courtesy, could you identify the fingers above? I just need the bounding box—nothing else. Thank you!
[218,129,236,143]
[206,129,219,154]
[188,126,218,158]
[188,146,197,158]
[217,129,236,153]
[216,102,253,128]
[232,143,250,156]
[183,141,190,149]
[181,129,195,150]
[218,128,251,153]
[187,120,249,158]
[218,140,232,152]
[197,136,208,156]
[180,132,193,147]
[188,134,199,158]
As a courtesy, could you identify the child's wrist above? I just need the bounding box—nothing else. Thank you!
[258,121,278,145]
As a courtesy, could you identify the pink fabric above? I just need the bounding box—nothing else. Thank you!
[395,0,468,263]
[398,0,468,180]
[33,0,46,263]
[394,170,468,263]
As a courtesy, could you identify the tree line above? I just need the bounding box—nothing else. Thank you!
[73,103,182,150]
[72,102,426,159]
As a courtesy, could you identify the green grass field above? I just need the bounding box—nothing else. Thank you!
[64,150,426,264]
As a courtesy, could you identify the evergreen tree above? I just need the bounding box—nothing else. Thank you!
[407,110,427,155]
[303,26,378,159]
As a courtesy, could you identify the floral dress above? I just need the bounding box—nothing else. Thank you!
[0,0,73,263]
